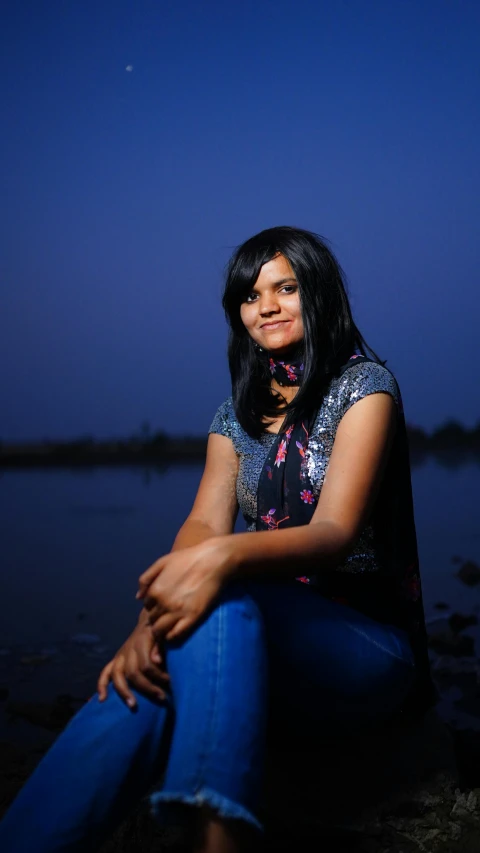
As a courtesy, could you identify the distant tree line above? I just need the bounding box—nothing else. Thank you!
[406,420,480,450]
[1,419,480,468]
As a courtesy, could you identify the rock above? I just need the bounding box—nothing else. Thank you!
[431,655,479,676]
[428,629,475,657]
[456,561,480,587]
[454,692,480,720]
[3,705,480,853]
[448,820,462,841]
[449,613,479,634]
[262,709,467,851]
[451,729,480,788]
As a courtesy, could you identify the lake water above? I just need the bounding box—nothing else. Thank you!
[1,459,480,736]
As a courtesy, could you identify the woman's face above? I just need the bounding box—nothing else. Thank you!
[240,254,304,355]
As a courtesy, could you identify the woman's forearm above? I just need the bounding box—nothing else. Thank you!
[171,517,218,551]
[225,521,352,580]
[137,518,218,625]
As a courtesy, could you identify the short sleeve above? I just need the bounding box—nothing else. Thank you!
[337,362,402,422]
[208,397,235,440]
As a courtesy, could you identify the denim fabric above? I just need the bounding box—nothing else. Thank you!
[0,580,415,852]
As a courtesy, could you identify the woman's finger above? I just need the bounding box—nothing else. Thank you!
[97,660,114,701]
[135,647,170,684]
[143,599,169,623]
[136,559,165,599]
[127,671,168,703]
[127,646,170,686]
[141,663,171,685]
[151,645,163,665]
[165,616,196,642]
[111,664,138,710]
[143,595,161,615]
[150,611,182,640]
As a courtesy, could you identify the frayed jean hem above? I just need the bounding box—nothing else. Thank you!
[150,787,264,833]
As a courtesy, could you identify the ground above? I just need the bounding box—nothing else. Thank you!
[2,570,480,851]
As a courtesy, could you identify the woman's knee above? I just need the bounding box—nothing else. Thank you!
[165,580,266,658]
[214,579,268,624]
[73,683,171,735]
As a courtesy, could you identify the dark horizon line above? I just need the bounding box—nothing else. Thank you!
[1,416,480,449]
[1,418,480,474]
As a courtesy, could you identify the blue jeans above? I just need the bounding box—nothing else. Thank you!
[0,580,415,852]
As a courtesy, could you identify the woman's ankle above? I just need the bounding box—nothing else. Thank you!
[193,806,262,853]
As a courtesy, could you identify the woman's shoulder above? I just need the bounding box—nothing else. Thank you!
[331,356,403,418]
[208,396,236,439]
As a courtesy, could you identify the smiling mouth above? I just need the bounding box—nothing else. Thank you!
[260,320,290,330]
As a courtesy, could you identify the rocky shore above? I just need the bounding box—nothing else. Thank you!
[2,559,480,851]
[1,709,479,852]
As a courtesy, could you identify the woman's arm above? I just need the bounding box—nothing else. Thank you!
[175,431,240,541]
[138,392,397,641]
[137,431,239,618]
[224,391,397,579]
[98,432,240,704]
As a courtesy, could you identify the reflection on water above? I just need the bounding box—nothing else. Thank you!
[1,458,479,645]
[0,464,206,649]
[1,460,480,732]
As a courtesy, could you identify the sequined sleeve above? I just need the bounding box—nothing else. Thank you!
[208,397,235,441]
[337,362,402,422]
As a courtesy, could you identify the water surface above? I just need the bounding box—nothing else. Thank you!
[1,460,479,736]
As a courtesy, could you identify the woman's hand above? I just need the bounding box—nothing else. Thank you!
[96,617,171,710]
[136,536,237,642]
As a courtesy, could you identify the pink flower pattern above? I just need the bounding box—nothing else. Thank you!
[260,508,290,530]
[277,361,300,382]
[269,357,304,382]
[274,425,294,468]
[274,441,287,467]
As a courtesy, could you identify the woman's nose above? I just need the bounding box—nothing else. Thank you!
[258,293,280,314]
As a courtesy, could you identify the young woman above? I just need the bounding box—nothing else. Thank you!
[0,226,436,853]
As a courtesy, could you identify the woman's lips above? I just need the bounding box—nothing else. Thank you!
[260,320,291,330]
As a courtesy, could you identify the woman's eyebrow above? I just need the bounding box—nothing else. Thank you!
[273,277,297,286]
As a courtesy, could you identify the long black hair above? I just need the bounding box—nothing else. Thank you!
[222,225,385,438]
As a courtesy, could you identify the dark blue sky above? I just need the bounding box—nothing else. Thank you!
[1,0,479,441]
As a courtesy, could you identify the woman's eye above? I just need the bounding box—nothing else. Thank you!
[244,285,297,303]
